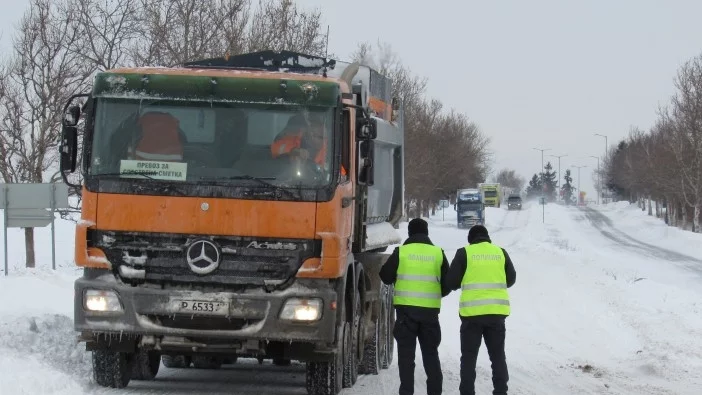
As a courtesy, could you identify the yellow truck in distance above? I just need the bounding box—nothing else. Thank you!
[59,51,405,395]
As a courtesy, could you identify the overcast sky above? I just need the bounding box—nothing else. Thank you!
[3,0,702,198]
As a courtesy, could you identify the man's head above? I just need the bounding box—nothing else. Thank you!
[408,218,429,237]
[467,225,490,244]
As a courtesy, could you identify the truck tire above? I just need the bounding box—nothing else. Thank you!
[192,356,222,369]
[131,350,160,380]
[345,291,361,385]
[92,350,133,388]
[359,319,380,375]
[273,358,291,366]
[162,355,191,368]
[342,319,355,388]
[385,296,395,367]
[306,322,346,395]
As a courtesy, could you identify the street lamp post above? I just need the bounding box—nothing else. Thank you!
[533,147,550,223]
[548,154,568,197]
[533,147,551,177]
[589,155,600,205]
[573,165,587,205]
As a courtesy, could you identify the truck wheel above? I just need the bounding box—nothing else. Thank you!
[92,350,133,388]
[131,350,160,380]
[378,293,389,369]
[385,297,395,367]
[192,356,222,369]
[162,355,191,368]
[344,292,360,386]
[306,322,345,395]
[359,319,380,375]
[273,358,291,366]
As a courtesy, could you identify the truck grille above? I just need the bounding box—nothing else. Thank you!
[88,230,321,288]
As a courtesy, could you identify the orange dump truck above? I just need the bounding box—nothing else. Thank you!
[59,51,405,395]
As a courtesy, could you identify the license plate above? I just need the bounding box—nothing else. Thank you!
[172,300,229,316]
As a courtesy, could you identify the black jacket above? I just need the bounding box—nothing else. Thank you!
[379,234,451,321]
[446,236,516,293]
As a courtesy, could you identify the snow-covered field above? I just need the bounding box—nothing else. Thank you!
[1,201,701,394]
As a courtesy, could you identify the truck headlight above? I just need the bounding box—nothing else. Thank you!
[280,298,322,322]
[84,290,123,312]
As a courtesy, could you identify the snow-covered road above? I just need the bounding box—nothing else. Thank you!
[1,201,701,394]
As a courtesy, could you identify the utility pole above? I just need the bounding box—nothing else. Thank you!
[574,165,587,205]
[548,154,568,199]
[533,147,550,223]
[594,133,608,203]
[589,155,600,205]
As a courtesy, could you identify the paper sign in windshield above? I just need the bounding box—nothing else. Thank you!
[119,160,187,181]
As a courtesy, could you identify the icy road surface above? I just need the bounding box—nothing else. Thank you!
[1,201,702,394]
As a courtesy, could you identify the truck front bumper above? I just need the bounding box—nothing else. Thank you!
[74,274,338,353]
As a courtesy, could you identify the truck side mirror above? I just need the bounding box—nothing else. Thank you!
[65,105,81,127]
[60,124,78,173]
[357,140,374,186]
[356,116,377,140]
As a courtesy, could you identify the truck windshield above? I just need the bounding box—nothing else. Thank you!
[457,202,481,211]
[484,191,498,198]
[88,98,335,187]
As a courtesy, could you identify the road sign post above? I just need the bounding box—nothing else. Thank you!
[0,183,69,275]
[439,200,449,221]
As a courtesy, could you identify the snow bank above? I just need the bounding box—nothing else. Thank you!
[595,201,702,261]
[0,314,92,394]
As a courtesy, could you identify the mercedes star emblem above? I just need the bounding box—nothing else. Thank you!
[185,240,221,275]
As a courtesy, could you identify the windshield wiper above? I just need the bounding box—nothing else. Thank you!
[91,172,186,196]
[198,175,298,199]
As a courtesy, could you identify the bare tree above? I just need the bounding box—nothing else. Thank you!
[71,0,141,71]
[247,0,327,56]
[129,0,250,66]
[495,169,526,192]
[0,0,91,267]
[668,56,702,232]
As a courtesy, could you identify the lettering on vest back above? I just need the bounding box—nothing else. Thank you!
[470,254,503,261]
[407,253,436,262]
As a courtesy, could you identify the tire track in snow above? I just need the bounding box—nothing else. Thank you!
[579,207,702,270]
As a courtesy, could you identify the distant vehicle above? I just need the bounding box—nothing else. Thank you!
[455,188,484,228]
[507,195,522,210]
[478,183,501,208]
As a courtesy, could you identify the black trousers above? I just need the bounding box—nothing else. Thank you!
[393,310,443,395]
[459,315,509,395]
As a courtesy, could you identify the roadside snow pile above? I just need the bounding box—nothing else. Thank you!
[0,268,89,394]
[0,315,92,394]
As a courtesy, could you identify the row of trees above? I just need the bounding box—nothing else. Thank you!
[524,164,579,205]
[351,42,492,217]
[525,162,558,200]
[604,53,702,232]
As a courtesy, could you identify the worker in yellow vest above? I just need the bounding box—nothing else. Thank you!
[380,218,450,395]
[446,225,516,395]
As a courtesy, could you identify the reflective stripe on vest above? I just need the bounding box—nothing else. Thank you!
[459,243,510,317]
[393,244,443,309]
